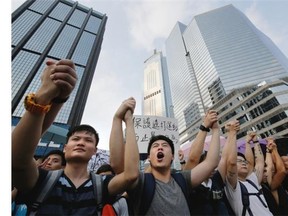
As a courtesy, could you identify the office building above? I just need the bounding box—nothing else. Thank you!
[214,78,288,140]
[143,49,174,118]
[12,0,107,156]
[165,4,288,143]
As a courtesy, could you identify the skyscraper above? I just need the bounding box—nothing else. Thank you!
[12,0,107,156]
[143,49,174,118]
[165,4,288,143]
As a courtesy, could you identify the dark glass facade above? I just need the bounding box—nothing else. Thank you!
[12,0,107,157]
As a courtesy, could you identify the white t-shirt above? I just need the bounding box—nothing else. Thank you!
[225,172,273,216]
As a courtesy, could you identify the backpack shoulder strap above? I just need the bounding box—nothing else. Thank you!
[91,172,103,215]
[138,172,156,216]
[30,169,63,216]
[171,172,187,194]
[171,172,192,214]
[239,181,253,216]
[246,179,258,189]
[246,179,267,208]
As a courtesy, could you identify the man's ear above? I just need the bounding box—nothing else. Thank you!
[63,144,67,153]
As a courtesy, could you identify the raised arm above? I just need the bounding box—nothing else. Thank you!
[109,97,136,174]
[108,98,139,195]
[245,132,256,175]
[190,116,220,187]
[12,59,77,192]
[267,137,286,190]
[264,140,273,186]
[218,120,240,187]
[246,131,264,184]
[184,110,218,170]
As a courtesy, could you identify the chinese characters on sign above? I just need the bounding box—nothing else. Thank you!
[133,115,181,170]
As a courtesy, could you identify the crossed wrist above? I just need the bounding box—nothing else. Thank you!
[266,149,272,153]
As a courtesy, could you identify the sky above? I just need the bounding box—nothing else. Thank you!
[9,0,288,151]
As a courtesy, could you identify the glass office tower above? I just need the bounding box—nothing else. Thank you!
[143,49,174,118]
[165,5,288,143]
[12,0,107,156]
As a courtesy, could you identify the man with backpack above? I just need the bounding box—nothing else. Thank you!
[182,118,239,215]
[224,130,273,215]
[12,59,140,215]
[109,105,221,215]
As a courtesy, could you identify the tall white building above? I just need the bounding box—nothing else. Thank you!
[143,50,174,117]
[165,4,288,143]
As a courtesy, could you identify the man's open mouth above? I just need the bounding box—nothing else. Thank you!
[157,152,164,159]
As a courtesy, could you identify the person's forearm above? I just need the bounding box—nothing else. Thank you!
[185,130,207,169]
[12,111,44,168]
[205,128,220,169]
[254,142,264,182]
[109,116,125,174]
[219,130,237,180]
[124,116,139,182]
[254,142,264,164]
[265,151,273,185]
[12,111,44,191]
[270,149,286,190]
[245,141,254,170]
[42,103,63,134]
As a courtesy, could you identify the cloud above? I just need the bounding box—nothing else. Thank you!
[123,0,222,51]
[244,1,288,56]
[124,1,189,51]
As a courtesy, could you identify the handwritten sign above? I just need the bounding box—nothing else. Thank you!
[133,115,181,170]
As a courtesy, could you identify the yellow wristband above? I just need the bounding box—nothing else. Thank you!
[24,93,51,115]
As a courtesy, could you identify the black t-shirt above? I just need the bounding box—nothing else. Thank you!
[262,182,288,215]
[189,170,232,215]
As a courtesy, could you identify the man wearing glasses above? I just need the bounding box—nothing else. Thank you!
[224,131,273,215]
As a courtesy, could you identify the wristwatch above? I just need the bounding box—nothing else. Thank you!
[24,93,51,115]
[52,96,69,104]
[199,124,210,132]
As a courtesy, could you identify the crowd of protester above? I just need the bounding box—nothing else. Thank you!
[12,58,288,215]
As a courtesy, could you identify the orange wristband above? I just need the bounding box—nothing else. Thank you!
[24,93,51,115]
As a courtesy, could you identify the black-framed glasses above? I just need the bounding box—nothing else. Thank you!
[237,159,248,164]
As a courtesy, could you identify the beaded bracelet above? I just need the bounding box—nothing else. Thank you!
[24,93,51,115]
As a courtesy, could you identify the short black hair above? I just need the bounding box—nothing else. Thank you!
[147,135,174,155]
[66,124,99,146]
[42,149,66,166]
[237,152,247,161]
[96,164,115,175]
